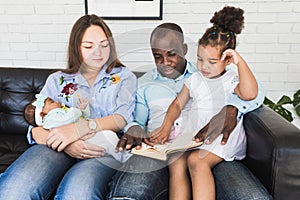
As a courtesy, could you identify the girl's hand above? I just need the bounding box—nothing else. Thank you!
[221,49,242,65]
[148,127,170,145]
[64,139,106,159]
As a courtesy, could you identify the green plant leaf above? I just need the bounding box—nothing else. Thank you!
[277,95,292,106]
[264,97,293,122]
[293,90,300,117]
[263,97,275,108]
[295,105,300,117]
[273,106,293,122]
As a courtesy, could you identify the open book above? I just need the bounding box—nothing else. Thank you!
[131,133,203,161]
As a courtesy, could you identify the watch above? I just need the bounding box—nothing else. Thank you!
[88,119,97,132]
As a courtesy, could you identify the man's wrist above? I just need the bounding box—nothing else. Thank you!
[124,122,139,132]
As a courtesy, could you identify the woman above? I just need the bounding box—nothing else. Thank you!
[0,14,136,200]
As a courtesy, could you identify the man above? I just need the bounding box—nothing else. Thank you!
[108,23,272,200]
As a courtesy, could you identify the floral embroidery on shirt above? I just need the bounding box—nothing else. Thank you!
[61,103,69,111]
[99,74,121,92]
[59,76,78,102]
[111,74,120,84]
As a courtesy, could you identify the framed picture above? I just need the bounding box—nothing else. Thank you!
[85,0,163,20]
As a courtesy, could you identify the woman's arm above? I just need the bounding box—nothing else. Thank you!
[93,114,126,133]
[46,114,126,152]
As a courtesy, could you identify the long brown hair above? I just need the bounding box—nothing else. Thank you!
[65,14,124,74]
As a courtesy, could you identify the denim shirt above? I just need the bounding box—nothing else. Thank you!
[27,65,137,144]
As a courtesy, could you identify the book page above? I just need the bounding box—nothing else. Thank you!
[131,143,169,160]
[165,131,202,154]
[130,131,203,160]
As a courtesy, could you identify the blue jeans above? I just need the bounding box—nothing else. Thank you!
[108,156,273,200]
[0,145,120,200]
[108,155,169,200]
[213,161,273,200]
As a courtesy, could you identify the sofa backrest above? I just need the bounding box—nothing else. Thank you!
[0,68,57,135]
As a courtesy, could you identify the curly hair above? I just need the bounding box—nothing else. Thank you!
[199,6,245,53]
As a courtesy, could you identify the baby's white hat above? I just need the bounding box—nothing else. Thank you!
[32,94,48,126]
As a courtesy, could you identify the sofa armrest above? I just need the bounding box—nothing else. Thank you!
[243,105,300,199]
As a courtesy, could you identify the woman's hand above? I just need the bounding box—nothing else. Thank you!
[46,119,90,152]
[64,139,106,159]
[31,126,49,145]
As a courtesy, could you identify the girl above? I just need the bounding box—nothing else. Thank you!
[0,14,136,199]
[150,6,258,200]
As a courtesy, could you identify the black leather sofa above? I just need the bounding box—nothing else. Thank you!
[1,67,300,199]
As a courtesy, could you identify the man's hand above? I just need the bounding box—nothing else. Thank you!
[116,125,148,152]
[193,105,238,145]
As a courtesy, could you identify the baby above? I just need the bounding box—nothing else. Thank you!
[24,93,131,163]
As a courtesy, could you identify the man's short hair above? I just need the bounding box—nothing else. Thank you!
[150,22,184,45]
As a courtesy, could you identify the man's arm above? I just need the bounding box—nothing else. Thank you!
[194,81,265,145]
[116,85,150,151]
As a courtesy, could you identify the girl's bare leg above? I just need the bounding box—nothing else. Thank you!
[187,150,223,200]
[169,152,191,200]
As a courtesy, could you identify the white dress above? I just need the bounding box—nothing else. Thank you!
[181,70,246,161]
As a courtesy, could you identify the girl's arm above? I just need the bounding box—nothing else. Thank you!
[222,49,258,100]
[149,85,190,144]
